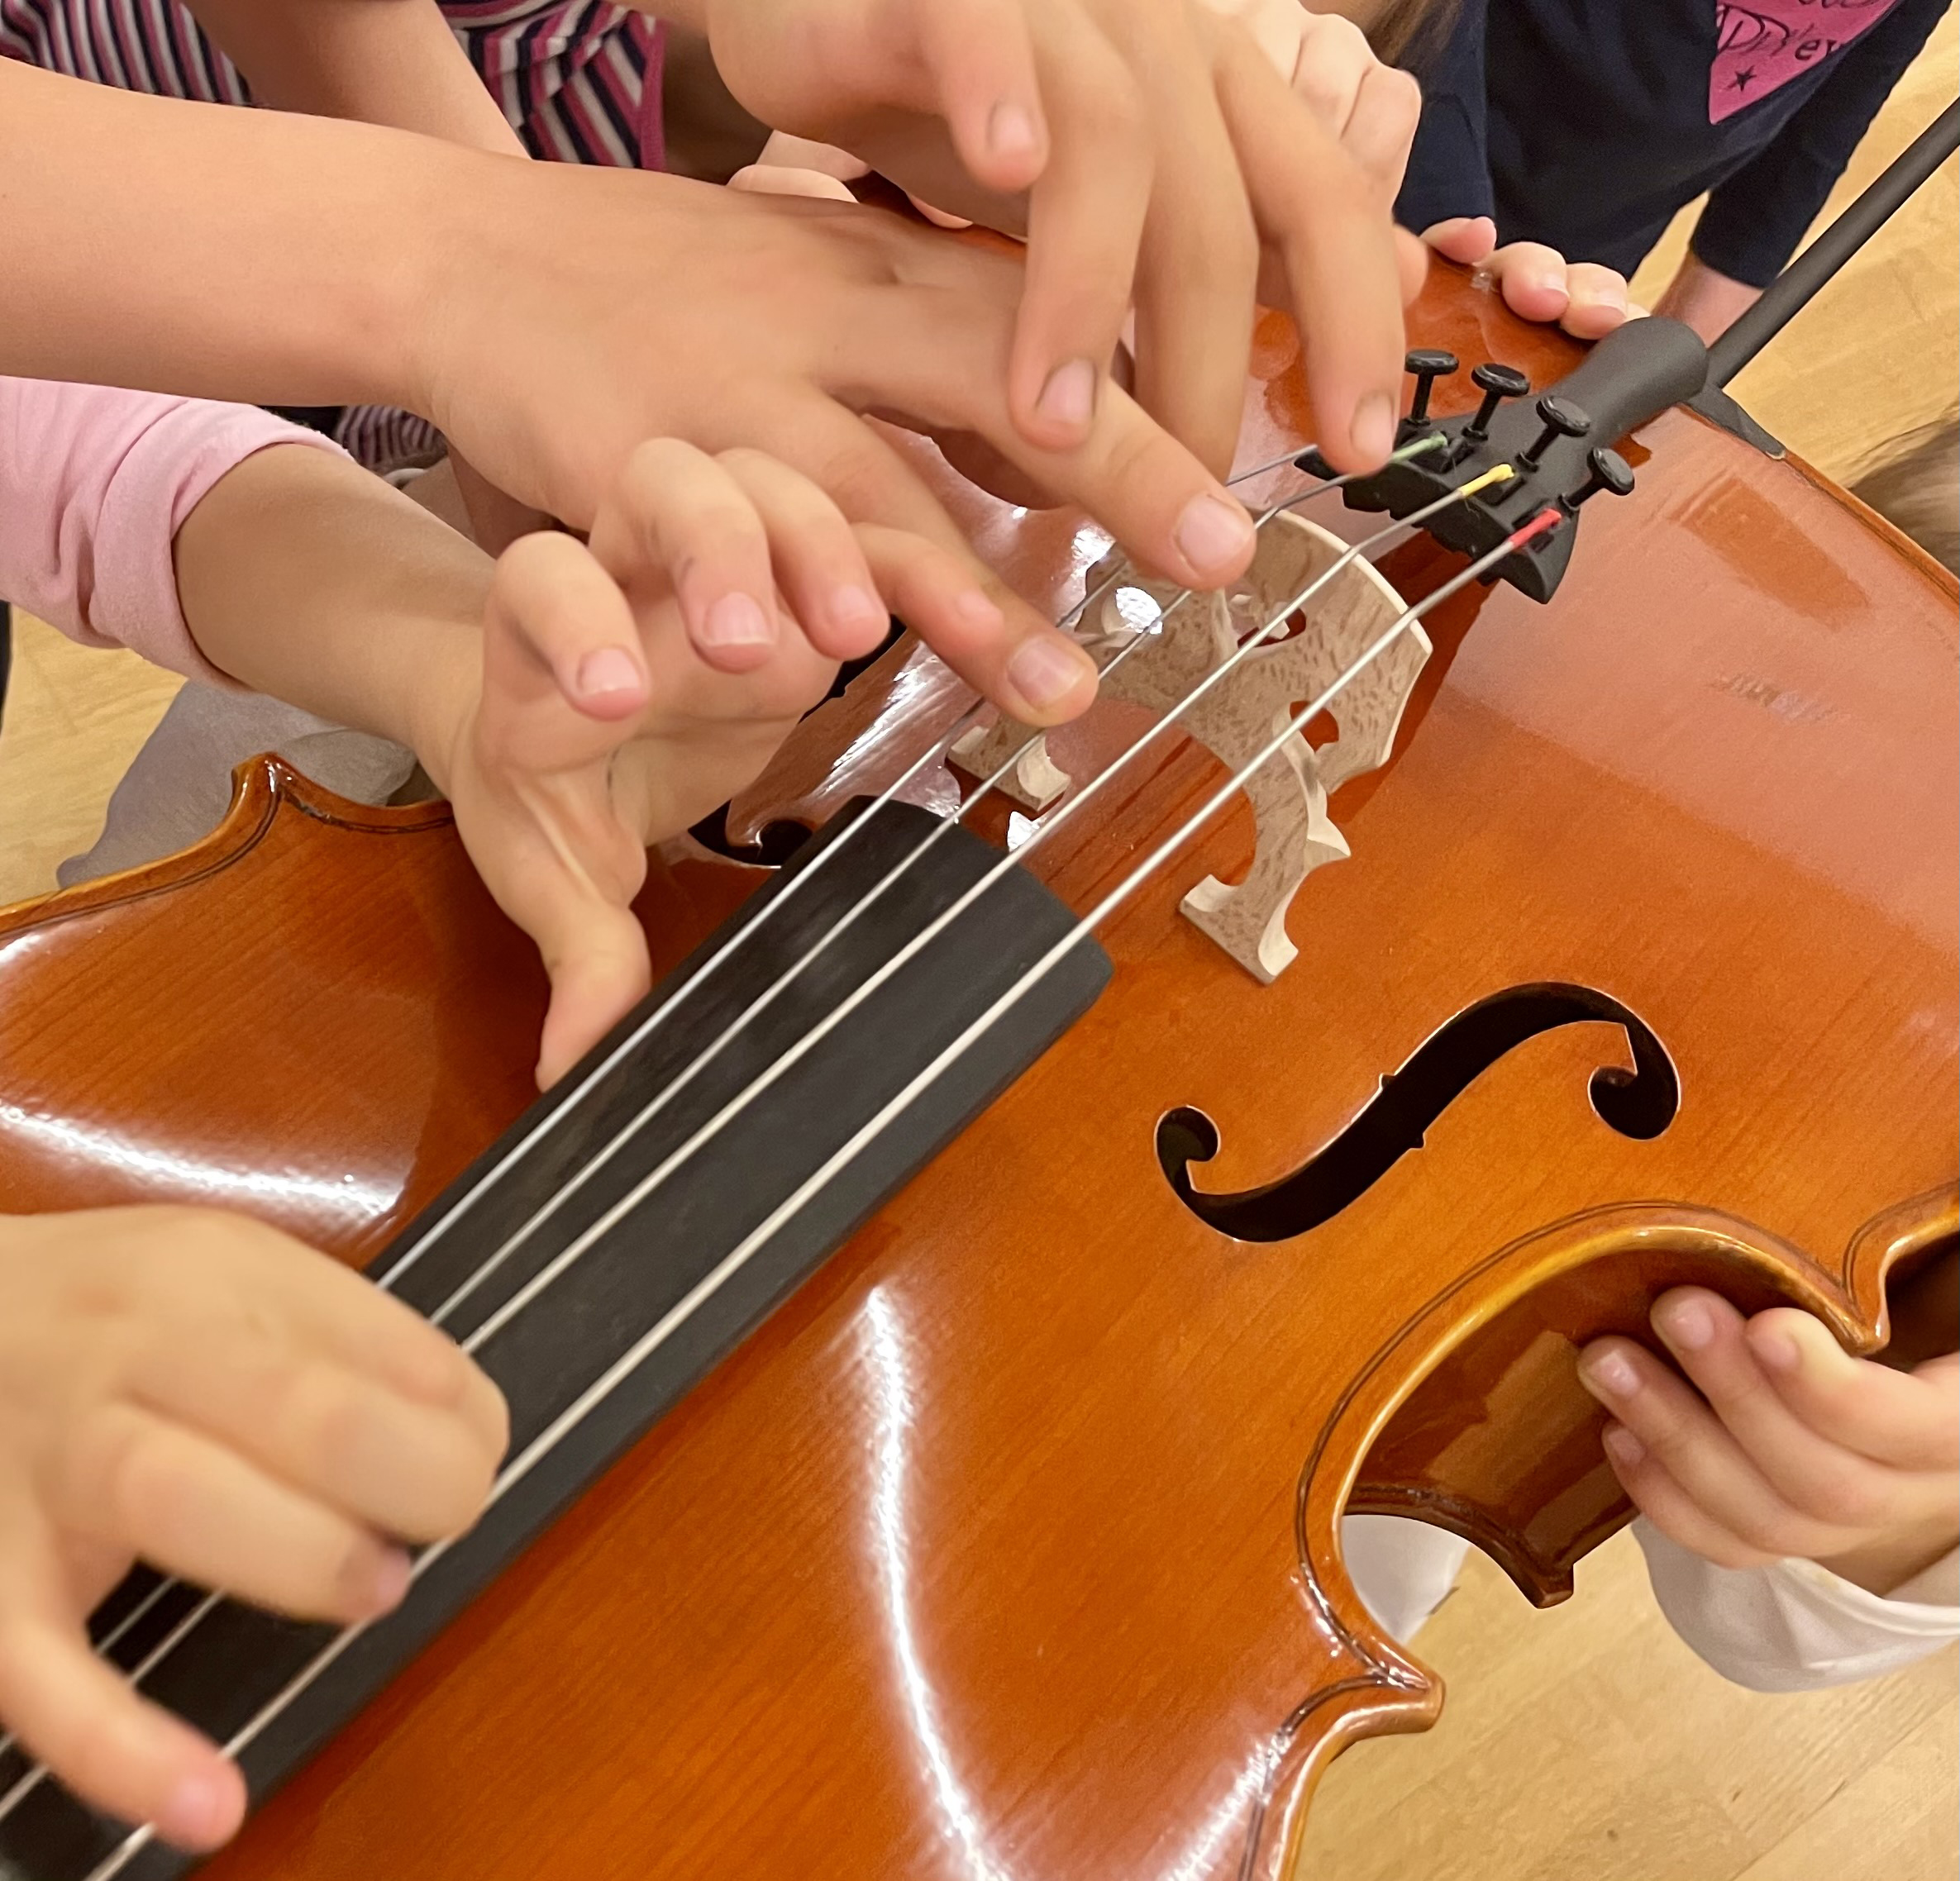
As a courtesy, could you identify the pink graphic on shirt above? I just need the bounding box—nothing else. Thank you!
[1710,0,1902,121]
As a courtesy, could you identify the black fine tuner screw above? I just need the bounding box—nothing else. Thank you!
[1567,446,1636,508]
[1404,348,1459,424]
[1519,394,1592,468]
[1462,363,1530,440]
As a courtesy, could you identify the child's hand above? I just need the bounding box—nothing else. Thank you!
[1212,2,1421,199]
[1579,1288,1960,1596]
[740,7,1419,228]
[694,0,1420,479]
[1422,217,1638,340]
[0,1208,508,1849]
[424,440,1097,1088]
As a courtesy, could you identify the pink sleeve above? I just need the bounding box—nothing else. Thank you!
[0,378,349,688]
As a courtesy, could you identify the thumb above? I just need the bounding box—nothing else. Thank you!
[0,1537,246,1850]
[535,897,653,1088]
[1422,216,1497,266]
[471,531,657,1085]
[483,531,650,760]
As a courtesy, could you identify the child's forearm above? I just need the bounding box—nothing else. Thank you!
[1652,254,1762,345]
[186,0,527,155]
[173,444,488,775]
[0,63,490,412]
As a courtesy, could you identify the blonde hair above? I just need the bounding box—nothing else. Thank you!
[1849,416,1959,577]
[1365,0,1465,66]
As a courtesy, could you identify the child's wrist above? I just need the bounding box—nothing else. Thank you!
[381,141,523,424]
[1816,1520,1960,1598]
[399,633,482,803]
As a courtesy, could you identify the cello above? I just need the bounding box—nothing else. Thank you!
[0,175,1954,1878]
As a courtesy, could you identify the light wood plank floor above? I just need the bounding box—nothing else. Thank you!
[2,28,1956,1876]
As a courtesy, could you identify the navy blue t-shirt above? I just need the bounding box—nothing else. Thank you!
[1395,0,1947,287]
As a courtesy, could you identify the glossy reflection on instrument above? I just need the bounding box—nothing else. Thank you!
[0,265,1950,1881]
[860,1287,1280,1881]
[0,1104,399,1227]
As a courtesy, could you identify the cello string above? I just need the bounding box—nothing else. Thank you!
[0,447,1470,1830]
[417,444,1452,1334]
[0,447,1419,1793]
[70,507,1565,1881]
[59,499,1543,1881]
[437,464,1505,1362]
[364,439,1379,1298]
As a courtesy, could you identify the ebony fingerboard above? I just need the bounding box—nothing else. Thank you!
[0,801,1110,1881]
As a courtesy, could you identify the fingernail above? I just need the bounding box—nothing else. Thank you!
[1753,1326,1800,1373]
[1602,1424,1645,1469]
[1006,634,1090,711]
[1659,1298,1713,1351]
[988,100,1040,160]
[1350,391,1397,464]
[700,592,775,647]
[366,1545,413,1615]
[1174,493,1257,578]
[156,1768,236,1846]
[1526,268,1567,298]
[1582,1348,1639,1400]
[828,584,886,637]
[1037,360,1097,431]
[575,646,641,700]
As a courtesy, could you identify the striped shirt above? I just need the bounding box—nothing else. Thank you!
[2,0,666,469]
[0,0,665,165]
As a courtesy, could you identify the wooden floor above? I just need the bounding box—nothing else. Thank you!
[1,27,1956,1877]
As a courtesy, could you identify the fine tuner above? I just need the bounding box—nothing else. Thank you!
[1295,317,1712,602]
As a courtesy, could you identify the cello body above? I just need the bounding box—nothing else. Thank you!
[0,268,1953,1879]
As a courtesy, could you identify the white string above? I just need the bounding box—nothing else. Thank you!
[436,471,1475,1369]
[0,448,1378,1802]
[415,455,1440,1334]
[365,443,1328,1298]
[5,450,1454,1833]
[65,507,1552,1881]
[11,449,1475,1854]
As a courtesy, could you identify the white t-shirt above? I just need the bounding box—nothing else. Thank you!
[1342,1513,1959,1690]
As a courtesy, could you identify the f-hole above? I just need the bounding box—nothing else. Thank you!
[1156,982,1679,1242]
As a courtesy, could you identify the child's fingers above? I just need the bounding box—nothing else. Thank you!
[1487,242,1573,324]
[855,523,1098,724]
[1339,63,1422,200]
[711,449,893,662]
[594,437,783,675]
[726,162,859,203]
[123,1327,501,1544]
[1422,216,1498,267]
[1287,10,1374,136]
[1577,1333,1853,1560]
[1596,1422,1780,1572]
[1559,261,1632,339]
[184,1214,509,1451]
[0,1545,245,1850]
[855,522,1097,721]
[1129,51,1261,476]
[534,902,655,1090]
[1646,1288,1950,1537]
[761,284,1260,591]
[1287,15,1419,199]
[50,1401,413,1625]
[1746,1309,1960,1471]
[915,0,1048,194]
[489,530,650,735]
[1008,12,1154,455]
[1214,31,1405,472]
